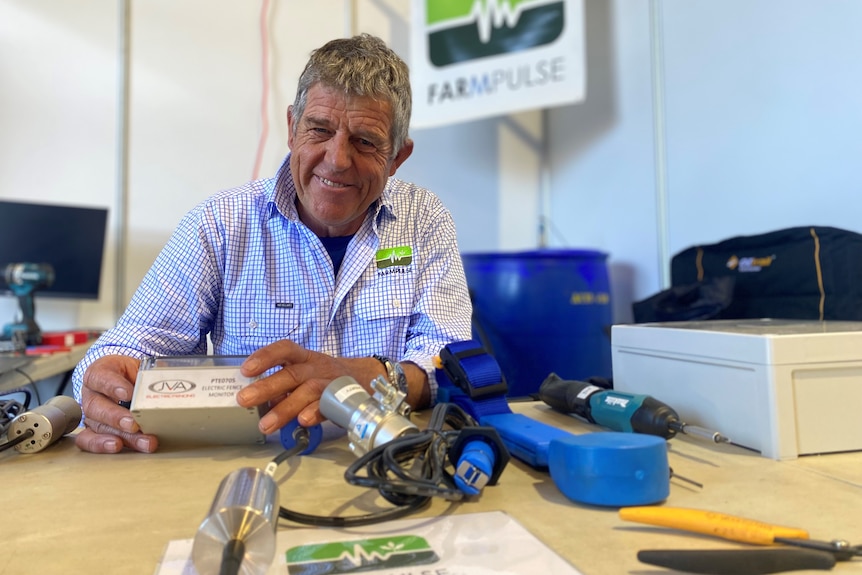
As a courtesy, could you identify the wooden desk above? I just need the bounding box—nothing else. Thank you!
[4,402,861,575]
[0,342,91,394]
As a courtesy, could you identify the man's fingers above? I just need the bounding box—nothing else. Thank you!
[237,340,350,434]
[237,364,313,407]
[241,339,313,377]
[237,361,323,408]
[76,428,124,453]
[82,355,140,402]
[81,387,141,434]
[76,423,158,454]
[257,382,327,434]
[297,400,325,427]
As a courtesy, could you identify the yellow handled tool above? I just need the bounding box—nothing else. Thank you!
[619,506,810,546]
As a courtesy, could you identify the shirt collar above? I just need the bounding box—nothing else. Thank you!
[267,154,299,221]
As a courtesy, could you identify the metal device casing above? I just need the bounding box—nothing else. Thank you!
[192,467,278,575]
[9,395,82,453]
[319,375,418,456]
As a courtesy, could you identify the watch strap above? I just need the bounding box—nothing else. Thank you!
[372,354,408,394]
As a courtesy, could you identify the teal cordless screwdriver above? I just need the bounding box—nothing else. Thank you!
[538,373,730,444]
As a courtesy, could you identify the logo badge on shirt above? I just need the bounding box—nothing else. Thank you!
[376,246,413,269]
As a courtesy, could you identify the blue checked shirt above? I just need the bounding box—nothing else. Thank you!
[72,154,473,404]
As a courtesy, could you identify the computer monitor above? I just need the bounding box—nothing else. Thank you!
[0,200,109,300]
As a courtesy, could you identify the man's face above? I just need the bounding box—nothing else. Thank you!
[287,83,413,237]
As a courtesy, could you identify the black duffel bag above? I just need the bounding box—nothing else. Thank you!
[632,276,735,323]
[669,226,862,321]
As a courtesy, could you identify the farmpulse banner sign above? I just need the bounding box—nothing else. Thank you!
[410,0,585,128]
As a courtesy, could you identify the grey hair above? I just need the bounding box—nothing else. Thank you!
[292,34,412,157]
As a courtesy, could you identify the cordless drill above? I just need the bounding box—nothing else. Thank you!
[2,262,55,346]
[538,373,730,444]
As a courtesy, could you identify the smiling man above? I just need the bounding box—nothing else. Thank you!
[288,82,410,237]
[71,34,473,454]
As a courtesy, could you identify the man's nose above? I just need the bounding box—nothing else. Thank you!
[324,133,352,170]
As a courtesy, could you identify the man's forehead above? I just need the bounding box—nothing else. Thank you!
[308,82,389,105]
[303,86,393,133]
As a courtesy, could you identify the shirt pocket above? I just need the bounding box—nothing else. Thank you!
[223,293,303,346]
[354,272,417,322]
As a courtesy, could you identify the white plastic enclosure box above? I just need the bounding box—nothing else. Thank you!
[611,319,862,460]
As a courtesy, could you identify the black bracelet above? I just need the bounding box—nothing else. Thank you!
[371,355,408,395]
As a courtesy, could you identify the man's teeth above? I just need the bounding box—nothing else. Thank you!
[320,177,346,188]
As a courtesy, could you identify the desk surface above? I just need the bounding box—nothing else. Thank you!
[4,401,862,575]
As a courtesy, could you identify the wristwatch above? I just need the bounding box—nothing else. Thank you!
[372,354,408,395]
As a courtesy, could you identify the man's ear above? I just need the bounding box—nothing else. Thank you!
[286,106,295,148]
[389,138,414,176]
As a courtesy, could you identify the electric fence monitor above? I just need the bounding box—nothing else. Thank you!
[0,200,108,300]
[130,355,265,446]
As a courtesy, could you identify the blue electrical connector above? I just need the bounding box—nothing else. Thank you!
[279,419,322,455]
[448,426,510,497]
[453,440,494,495]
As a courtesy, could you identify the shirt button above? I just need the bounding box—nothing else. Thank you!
[392,299,401,308]
[248,320,258,330]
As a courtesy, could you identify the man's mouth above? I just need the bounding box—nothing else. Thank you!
[318,176,349,189]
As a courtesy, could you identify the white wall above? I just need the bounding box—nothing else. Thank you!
[2,0,861,334]
[547,1,659,323]
[0,0,119,331]
[549,0,862,322]
[660,0,862,254]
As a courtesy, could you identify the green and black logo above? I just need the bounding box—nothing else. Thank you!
[426,0,565,68]
[285,535,439,574]
[376,246,413,269]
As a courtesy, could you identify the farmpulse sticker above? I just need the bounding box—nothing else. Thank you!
[376,246,413,268]
[285,535,439,574]
[426,0,566,67]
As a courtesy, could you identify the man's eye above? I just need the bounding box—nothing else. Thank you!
[355,138,376,151]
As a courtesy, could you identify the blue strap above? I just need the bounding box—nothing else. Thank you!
[437,340,577,470]
[436,340,512,420]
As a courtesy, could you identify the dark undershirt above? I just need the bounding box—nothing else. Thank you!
[319,234,354,275]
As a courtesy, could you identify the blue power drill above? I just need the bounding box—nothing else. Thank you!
[2,262,55,346]
[538,373,730,444]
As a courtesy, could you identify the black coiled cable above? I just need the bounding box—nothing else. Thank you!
[274,402,479,527]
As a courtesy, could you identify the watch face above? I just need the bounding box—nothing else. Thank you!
[393,362,408,394]
[373,355,407,394]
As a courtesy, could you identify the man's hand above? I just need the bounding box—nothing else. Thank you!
[75,355,158,454]
[238,340,431,435]
[237,340,351,435]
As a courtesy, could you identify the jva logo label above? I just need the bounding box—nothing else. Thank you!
[148,380,196,394]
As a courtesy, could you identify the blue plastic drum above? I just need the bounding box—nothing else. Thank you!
[462,249,612,397]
